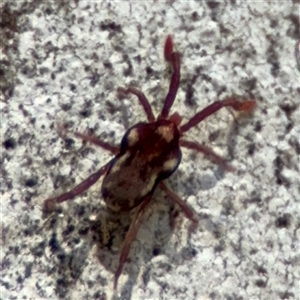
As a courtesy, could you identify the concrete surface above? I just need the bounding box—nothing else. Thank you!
[1,1,299,300]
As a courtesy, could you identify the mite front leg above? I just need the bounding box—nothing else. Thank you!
[117,87,155,123]
[160,35,181,119]
[43,162,111,213]
[74,132,119,154]
[180,98,256,133]
[114,194,153,290]
[180,140,235,172]
[159,182,198,225]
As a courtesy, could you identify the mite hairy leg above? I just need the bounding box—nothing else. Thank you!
[117,87,155,123]
[74,132,119,154]
[180,98,256,133]
[114,194,153,290]
[160,35,180,119]
[43,162,111,213]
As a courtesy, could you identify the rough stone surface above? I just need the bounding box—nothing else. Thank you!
[1,1,299,300]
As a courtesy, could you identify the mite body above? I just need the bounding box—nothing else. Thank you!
[43,35,256,290]
[102,120,181,213]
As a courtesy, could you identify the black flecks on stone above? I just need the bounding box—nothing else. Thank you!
[122,54,133,77]
[105,100,118,115]
[285,122,293,133]
[249,248,258,255]
[241,77,257,91]
[24,263,32,278]
[206,1,220,9]
[275,213,291,228]
[152,246,160,256]
[134,54,141,64]
[266,45,280,77]
[64,137,75,149]
[10,198,18,206]
[145,66,153,76]
[93,291,106,300]
[269,19,278,28]
[49,234,60,253]
[182,247,198,259]
[69,83,76,92]
[279,292,294,299]
[100,20,121,32]
[78,226,89,236]
[142,268,151,287]
[274,155,283,171]
[273,155,290,187]
[57,253,66,262]
[279,102,297,117]
[60,103,72,111]
[77,16,84,24]
[18,131,32,145]
[51,72,56,80]
[0,3,18,32]
[39,67,49,75]
[89,70,101,87]
[18,104,29,117]
[209,130,220,142]
[247,194,262,207]
[79,109,91,118]
[211,225,222,239]
[23,227,33,236]
[44,6,53,15]
[72,237,81,245]
[56,277,68,287]
[25,176,38,187]
[76,205,86,217]
[254,120,262,132]
[103,60,112,69]
[191,11,199,21]
[44,157,58,167]
[219,24,231,37]
[248,143,255,155]
[35,81,47,89]
[289,136,300,155]
[91,52,99,63]
[3,137,16,149]
[63,224,75,236]
[9,245,20,255]
[256,266,267,275]
[24,195,32,203]
[31,241,46,258]
[185,84,195,107]
[1,280,10,290]
[17,275,23,284]
[80,146,95,158]
[221,199,234,216]
[287,14,300,39]
[214,242,225,253]
[255,279,267,288]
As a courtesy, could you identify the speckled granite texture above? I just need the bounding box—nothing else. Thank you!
[1,1,299,300]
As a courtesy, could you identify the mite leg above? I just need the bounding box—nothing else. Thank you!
[74,132,119,155]
[180,139,235,172]
[114,194,153,290]
[159,182,198,225]
[43,161,111,213]
[180,98,256,133]
[160,35,181,119]
[117,87,155,122]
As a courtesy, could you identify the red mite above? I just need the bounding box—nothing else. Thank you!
[43,36,256,290]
